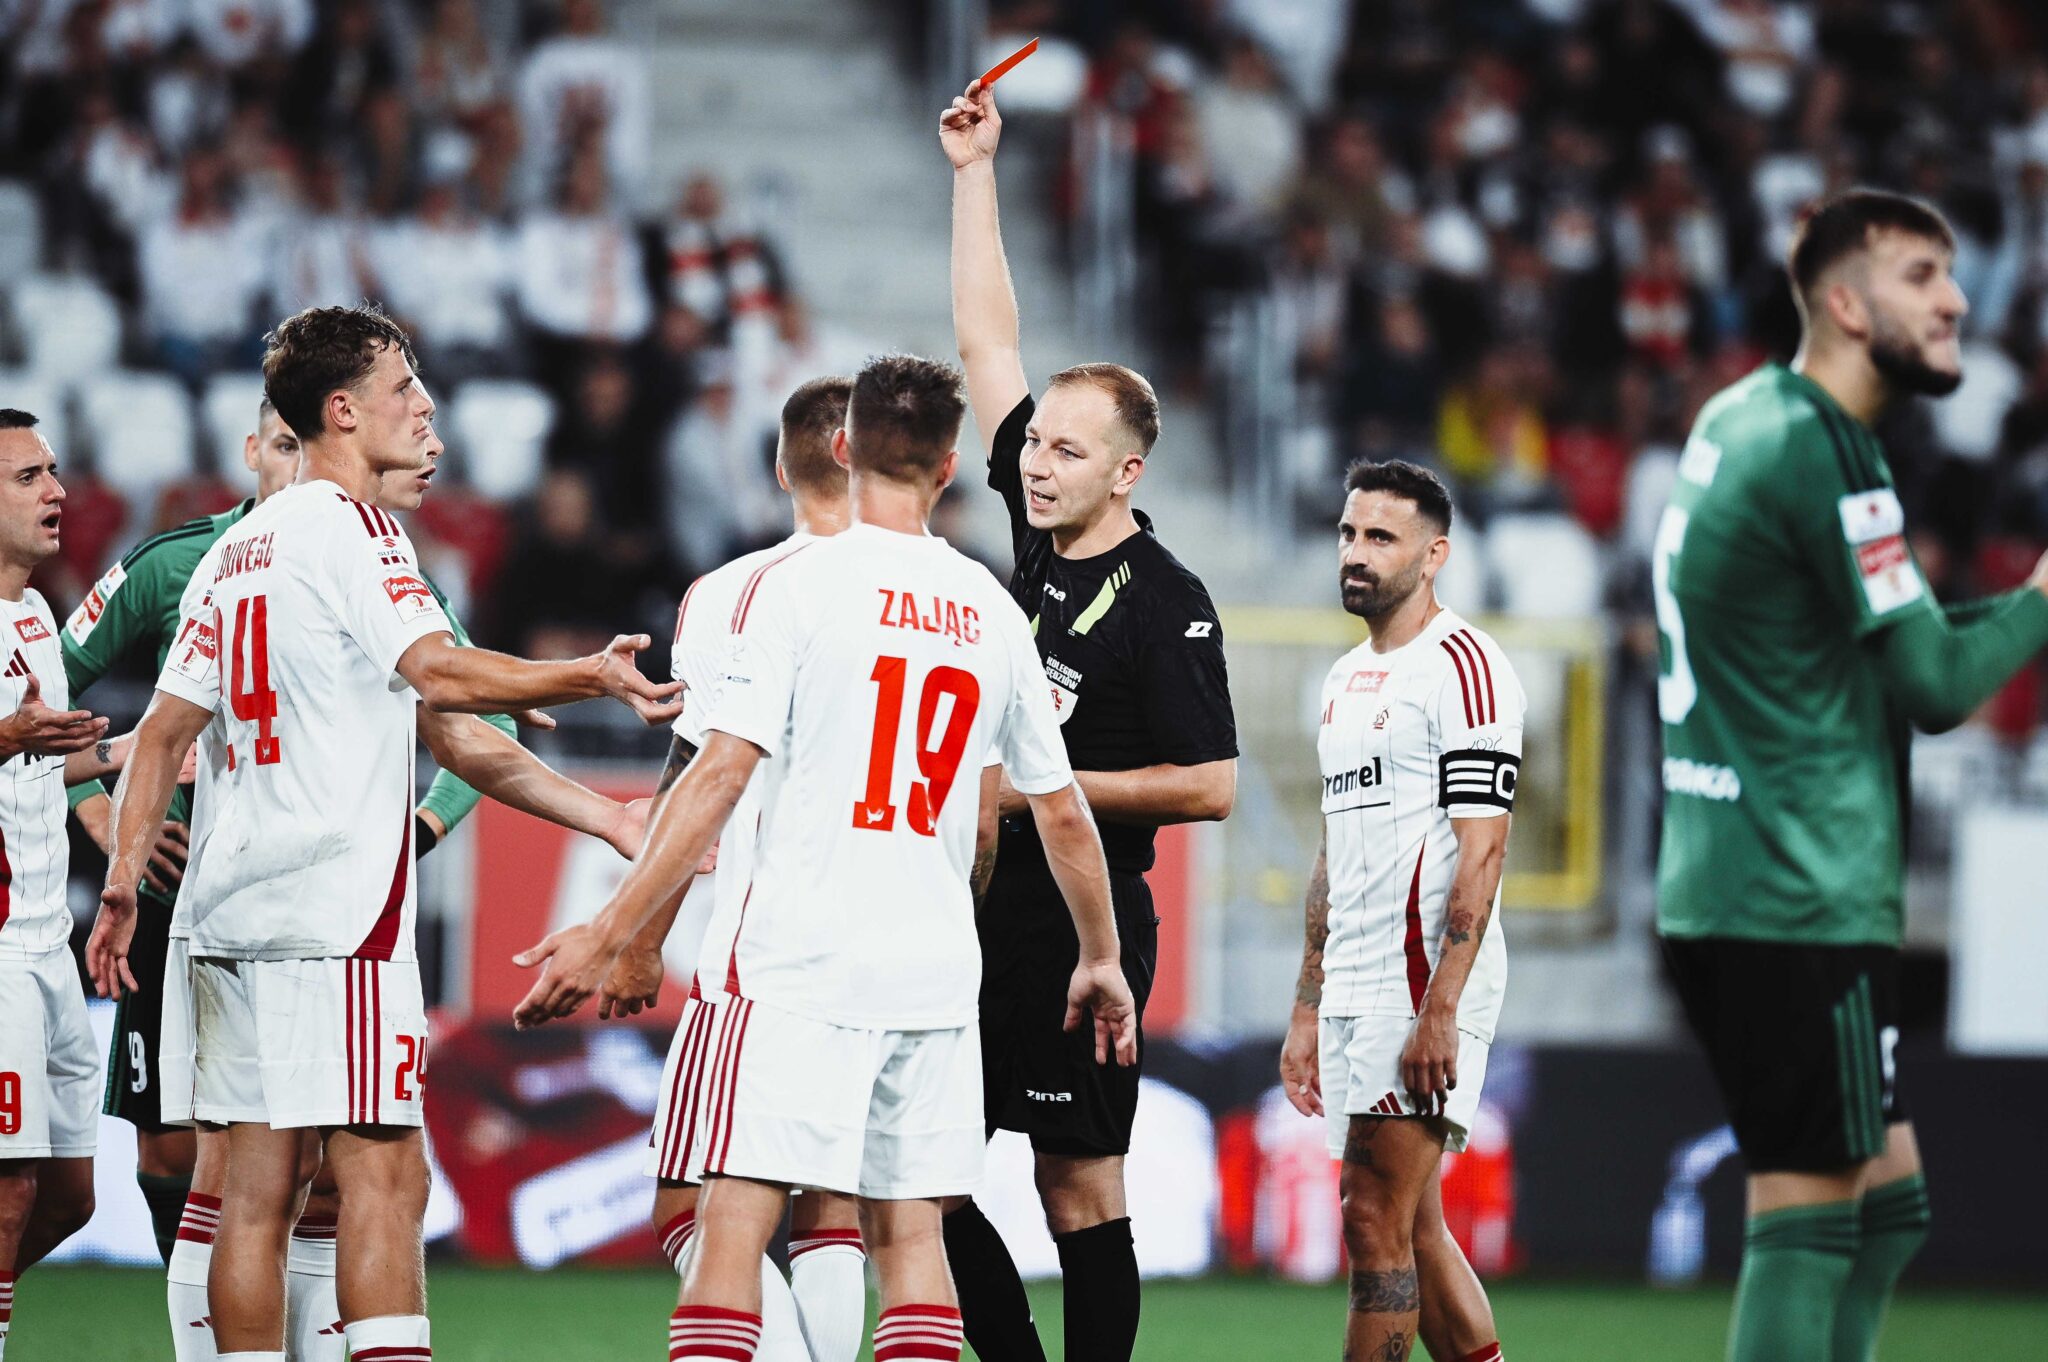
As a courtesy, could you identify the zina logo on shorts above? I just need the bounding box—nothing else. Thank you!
[1025,1089,1073,1102]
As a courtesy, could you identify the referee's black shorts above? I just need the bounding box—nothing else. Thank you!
[101,896,179,1134]
[1661,935,1906,1174]
[978,861,1156,1158]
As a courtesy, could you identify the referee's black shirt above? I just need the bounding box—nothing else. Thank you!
[987,395,1237,877]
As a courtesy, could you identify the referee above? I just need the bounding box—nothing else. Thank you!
[939,79,1238,1362]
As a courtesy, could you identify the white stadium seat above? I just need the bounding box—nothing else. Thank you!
[13,272,123,386]
[0,370,70,463]
[1485,513,1603,620]
[448,379,555,502]
[79,371,195,509]
[202,373,271,485]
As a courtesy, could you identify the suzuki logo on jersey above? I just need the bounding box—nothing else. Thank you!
[1322,757,1383,799]
[1347,670,1388,693]
[14,614,49,643]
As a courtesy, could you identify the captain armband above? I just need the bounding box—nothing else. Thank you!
[1438,749,1520,812]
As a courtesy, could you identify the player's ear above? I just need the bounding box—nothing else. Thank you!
[242,433,261,475]
[1116,452,1146,497]
[327,386,357,436]
[830,427,851,470]
[1823,278,1870,340]
[937,447,959,493]
[774,457,790,492]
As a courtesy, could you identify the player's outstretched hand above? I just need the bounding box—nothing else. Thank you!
[1280,1005,1324,1117]
[512,921,619,1028]
[596,942,664,1020]
[938,78,1002,169]
[604,796,653,859]
[511,707,558,731]
[0,673,108,757]
[143,821,190,894]
[1063,959,1140,1067]
[593,634,685,726]
[1400,1008,1459,1118]
[87,882,141,1000]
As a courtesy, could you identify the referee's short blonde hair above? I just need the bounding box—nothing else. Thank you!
[1047,363,1160,458]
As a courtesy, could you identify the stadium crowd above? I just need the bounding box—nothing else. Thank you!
[0,0,834,661]
[1006,0,2048,719]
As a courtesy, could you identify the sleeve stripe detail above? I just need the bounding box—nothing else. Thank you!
[673,576,703,647]
[730,543,814,634]
[342,495,382,538]
[1441,630,1495,726]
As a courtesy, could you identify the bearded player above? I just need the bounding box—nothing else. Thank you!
[1279,460,1516,1362]
[1655,189,2048,1362]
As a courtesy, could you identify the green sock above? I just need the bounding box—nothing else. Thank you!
[135,1171,192,1267]
[1728,1200,1860,1362]
[1832,1175,1930,1362]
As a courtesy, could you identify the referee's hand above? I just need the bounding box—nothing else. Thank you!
[939,78,1002,169]
[1065,960,1140,1067]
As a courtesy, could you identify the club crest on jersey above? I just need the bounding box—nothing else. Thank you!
[1347,670,1388,693]
[14,614,50,644]
[66,560,126,644]
[1373,707,1389,730]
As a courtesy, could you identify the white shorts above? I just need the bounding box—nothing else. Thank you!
[1320,1012,1492,1157]
[160,936,197,1126]
[687,995,983,1200]
[191,955,428,1129]
[0,948,100,1159]
[646,990,720,1183]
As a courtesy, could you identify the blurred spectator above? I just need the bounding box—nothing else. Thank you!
[413,0,520,212]
[1287,115,1409,266]
[283,0,398,149]
[1195,35,1300,214]
[518,0,650,212]
[186,0,314,70]
[371,176,515,384]
[1436,347,1551,513]
[1691,0,1816,124]
[515,140,651,380]
[656,174,778,336]
[1618,236,1707,372]
[545,348,663,536]
[138,148,265,385]
[661,350,781,570]
[489,468,639,658]
[269,153,371,317]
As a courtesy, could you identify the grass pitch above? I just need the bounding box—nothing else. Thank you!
[16,1266,2046,1360]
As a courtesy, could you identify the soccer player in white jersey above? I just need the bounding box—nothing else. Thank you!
[1279,460,1522,1362]
[0,406,196,1359]
[511,355,1138,1362]
[595,376,871,1362]
[82,305,682,1362]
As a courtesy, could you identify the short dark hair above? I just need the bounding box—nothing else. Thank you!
[1788,189,1956,302]
[1344,458,1453,533]
[778,376,852,493]
[846,355,967,482]
[0,409,39,431]
[262,304,417,440]
[1046,362,1160,456]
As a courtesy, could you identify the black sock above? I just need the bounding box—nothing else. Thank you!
[1054,1217,1139,1362]
[942,1198,1047,1362]
[136,1170,192,1266]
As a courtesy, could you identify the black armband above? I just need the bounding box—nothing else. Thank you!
[1438,749,1519,811]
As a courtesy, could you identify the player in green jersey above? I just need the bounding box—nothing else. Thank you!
[1654,190,2048,1362]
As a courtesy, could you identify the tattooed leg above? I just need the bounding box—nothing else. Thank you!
[1337,1116,1444,1362]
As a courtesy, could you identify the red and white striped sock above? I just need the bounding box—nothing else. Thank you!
[787,1229,866,1362]
[1,1268,16,1360]
[288,1213,342,1362]
[872,1304,963,1361]
[176,1193,222,1252]
[659,1211,697,1275]
[343,1312,430,1362]
[669,1305,761,1361]
[1455,1344,1504,1362]
[168,1194,219,1361]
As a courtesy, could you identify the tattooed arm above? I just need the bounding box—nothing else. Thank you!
[1280,824,1330,1117]
[1401,813,1511,1112]
[597,733,701,1019]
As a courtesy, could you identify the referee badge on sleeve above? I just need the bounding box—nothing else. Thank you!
[1439,748,1519,811]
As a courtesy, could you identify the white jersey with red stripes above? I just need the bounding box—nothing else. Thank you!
[1316,607,1522,1039]
[669,531,818,998]
[697,523,1074,1031]
[155,478,453,962]
[0,590,74,959]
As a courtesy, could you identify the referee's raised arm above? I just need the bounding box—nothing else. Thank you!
[942,79,1031,456]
